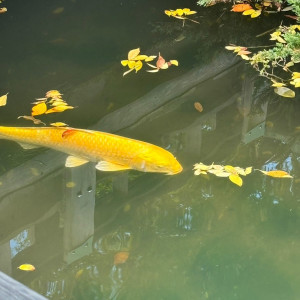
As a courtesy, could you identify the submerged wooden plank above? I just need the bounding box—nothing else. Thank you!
[0,271,47,300]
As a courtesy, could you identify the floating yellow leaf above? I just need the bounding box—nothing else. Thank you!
[271,81,286,87]
[0,7,7,13]
[229,174,243,186]
[243,9,255,15]
[31,102,47,116]
[290,78,300,88]
[18,264,35,271]
[18,115,46,125]
[45,105,74,114]
[251,9,261,18]
[145,55,157,62]
[46,90,62,99]
[164,10,172,16]
[134,60,143,72]
[121,60,128,66]
[274,87,295,98]
[175,9,184,16]
[128,48,140,61]
[170,60,179,66]
[133,55,148,61]
[259,170,293,178]
[224,165,237,174]
[127,60,136,69]
[245,167,252,175]
[292,72,300,79]
[50,122,68,127]
[183,8,197,15]
[0,93,8,106]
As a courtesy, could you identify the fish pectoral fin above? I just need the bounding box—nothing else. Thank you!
[65,156,90,167]
[18,142,40,150]
[95,161,131,172]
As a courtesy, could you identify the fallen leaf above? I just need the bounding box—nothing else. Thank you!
[243,9,255,15]
[114,252,129,265]
[18,264,35,271]
[46,90,63,99]
[169,60,179,66]
[156,53,166,69]
[18,115,46,125]
[0,7,7,13]
[229,174,243,186]
[128,48,140,61]
[250,9,262,18]
[50,122,68,127]
[259,170,293,178]
[45,105,74,114]
[31,102,47,116]
[231,4,253,12]
[274,87,295,98]
[194,102,203,112]
[0,93,8,106]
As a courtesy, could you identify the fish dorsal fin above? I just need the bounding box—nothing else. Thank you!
[95,161,131,172]
[65,156,89,167]
[18,142,40,150]
[62,128,95,138]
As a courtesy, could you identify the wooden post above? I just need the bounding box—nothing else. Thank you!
[62,163,96,263]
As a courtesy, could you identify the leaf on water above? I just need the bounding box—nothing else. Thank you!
[224,165,237,174]
[50,122,68,127]
[214,171,231,177]
[128,48,140,61]
[132,55,148,61]
[231,4,253,12]
[114,251,129,265]
[274,87,295,98]
[250,9,261,18]
[134,60,143,72]
[0,93,8,106]
[123,68,135,76]
[259,170,293,178]
[225,45,238,51]
[240,54,250,60]
[18,264,35,271]
[156,54,166,69]
[46,90,62,99]
[229,174,243,186]
[271,81,286,87]
[245,167,252,175]
[0,7,7,13]
[145,55,157,62]
[121,60,129,66]
[243,9,255,15]
[169,60,179,66]
[31,102,47,116]
[45,105,74,114]
[194,102,203,112]
[18,115,46,125]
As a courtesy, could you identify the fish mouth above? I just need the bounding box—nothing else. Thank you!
[167,164,183,175]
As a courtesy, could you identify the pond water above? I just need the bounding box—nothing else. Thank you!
[0,0,299,300]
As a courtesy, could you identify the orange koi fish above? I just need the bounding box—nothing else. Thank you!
[0,127,183,175]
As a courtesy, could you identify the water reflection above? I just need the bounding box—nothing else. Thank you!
[0,2,300,299]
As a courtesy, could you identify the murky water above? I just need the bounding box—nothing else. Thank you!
[0,1,299,300]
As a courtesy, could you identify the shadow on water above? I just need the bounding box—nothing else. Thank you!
[0,0,300,300]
